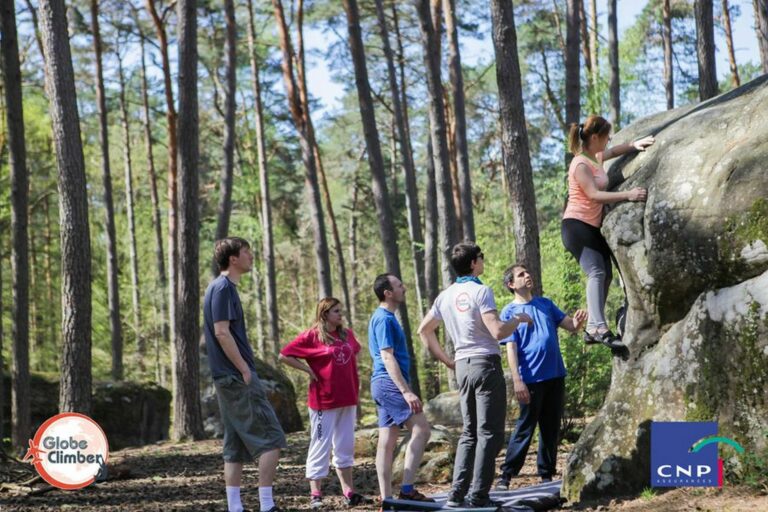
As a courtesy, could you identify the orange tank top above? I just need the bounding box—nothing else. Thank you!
[562,154,609,228]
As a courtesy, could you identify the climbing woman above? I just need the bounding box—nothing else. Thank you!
[561,115,654,349]
[279,298,371,509]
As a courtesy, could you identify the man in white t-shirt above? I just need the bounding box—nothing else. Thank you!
[418,242,532,508]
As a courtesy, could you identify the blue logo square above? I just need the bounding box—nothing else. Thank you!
[651,422,719,487]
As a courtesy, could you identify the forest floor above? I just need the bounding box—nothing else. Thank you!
[1,429,766,511]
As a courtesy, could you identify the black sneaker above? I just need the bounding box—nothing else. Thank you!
[444,491,465,508]
[540,475,553,483]
[494,477,510,490]
[467,496,503,509]
[345,493,372,507]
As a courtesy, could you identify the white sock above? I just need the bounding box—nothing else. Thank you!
[226,486,243,512]
[259,486,275,511]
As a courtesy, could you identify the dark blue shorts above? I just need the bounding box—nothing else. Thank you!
[371,376,413,428]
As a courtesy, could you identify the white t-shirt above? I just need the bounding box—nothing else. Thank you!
[430,281,499,360]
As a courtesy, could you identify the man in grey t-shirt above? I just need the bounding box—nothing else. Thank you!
[418,242,532,508]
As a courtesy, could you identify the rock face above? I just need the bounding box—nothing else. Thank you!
[200,351,303,437]
[562,76,768,501]
[1,374,171,450]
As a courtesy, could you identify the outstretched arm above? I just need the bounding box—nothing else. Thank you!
[600,135,655,161]
[574,163,647,204]
[559,309,588,333]
[481,310,533,340]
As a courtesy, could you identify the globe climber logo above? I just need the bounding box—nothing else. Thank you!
[22,413,109,490]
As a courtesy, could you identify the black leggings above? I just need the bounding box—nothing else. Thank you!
[561,218,613,329]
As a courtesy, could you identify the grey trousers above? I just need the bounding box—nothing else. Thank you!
[451,355,507,502]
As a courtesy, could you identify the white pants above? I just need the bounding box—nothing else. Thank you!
[305,405,356,480]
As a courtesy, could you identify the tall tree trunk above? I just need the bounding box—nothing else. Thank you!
[423,137,440,399]
[607,0,620,127]
[116,45,143,368]
[213,0,237,269]
[22,0,45,66]
[271,0,332,298]
[293,0,350,316]
[342,0,420,396]
[565,0,580,160]
[147,0,179,358]
[174,0,204,441]
[579,0,593,106]
[43,196,56,348]
[695,0,718,101]
[39,0,92,414]
[0,230,4,443]
[415,0,458,389]
[374,0,426,315]
[247,0,279,355]
[137,26,169,375]
[91,0,123,381]
[348,165,360,328]
[755,0,768,74]
[589,0,598,99]
[490,0,543,297]
[663,0,674,109]
[1,0,30,450]
[721,0,740,88]
[443,0,475,241]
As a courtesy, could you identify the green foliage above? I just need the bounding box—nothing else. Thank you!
[640,487,658,500]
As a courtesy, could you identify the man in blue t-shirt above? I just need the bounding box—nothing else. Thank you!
[495,263,587,489]
[368,273,434,505]
[203,237,286,512]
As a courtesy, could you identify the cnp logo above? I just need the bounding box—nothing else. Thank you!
[650,421,744,488]
[22,413,109,490]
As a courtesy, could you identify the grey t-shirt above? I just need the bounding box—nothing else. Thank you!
[430,281,500,360]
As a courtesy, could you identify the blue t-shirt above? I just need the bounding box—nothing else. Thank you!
[499,297,567,383]
[368,307,410,383]
[203,275,257,378]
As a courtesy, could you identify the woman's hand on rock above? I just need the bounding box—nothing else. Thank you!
[628,187,647,202]
[633,135,655,151]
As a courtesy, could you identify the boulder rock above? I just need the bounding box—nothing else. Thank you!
[392,424,459,484]
[200,350,303,437]
[424,391,463,427]
[1,374,171,450]
[562,76,768,501]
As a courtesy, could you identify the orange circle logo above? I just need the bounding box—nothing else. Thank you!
[23,413,109,490]
[455,292,471,313]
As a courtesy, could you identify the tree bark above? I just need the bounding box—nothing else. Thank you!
[247,0,279,356]
[292,0,350,316]
[579,0,592,105]
[755,0,768,74]
[22,0,45,66]
[137,24,169,376]
[116,44,143,368]
[589,0,598,98]
[415,0,458,389]
[443,0,475,242]
[174,0,205,441]
[607,0,620,127]
[213,0,237,269]
[342,0,421,396]
[39,0,92,414]
[146,0,179,356]
[348,164,361,328]
[1,0,31,450]
[695,0,718,101]
[374,0,426,315]
[721,0,740,88]
[663,0,674,109]
[565,0,580,152]
[490,0,543,297]
[423,137,440,399]
[271,0,333,299]
[91,0,123,382]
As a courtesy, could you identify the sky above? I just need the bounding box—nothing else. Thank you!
[302,0,763,118]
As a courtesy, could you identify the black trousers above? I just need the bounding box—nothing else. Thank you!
[499,377,565,479]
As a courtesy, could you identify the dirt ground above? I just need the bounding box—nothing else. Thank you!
[1,430,766,511]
